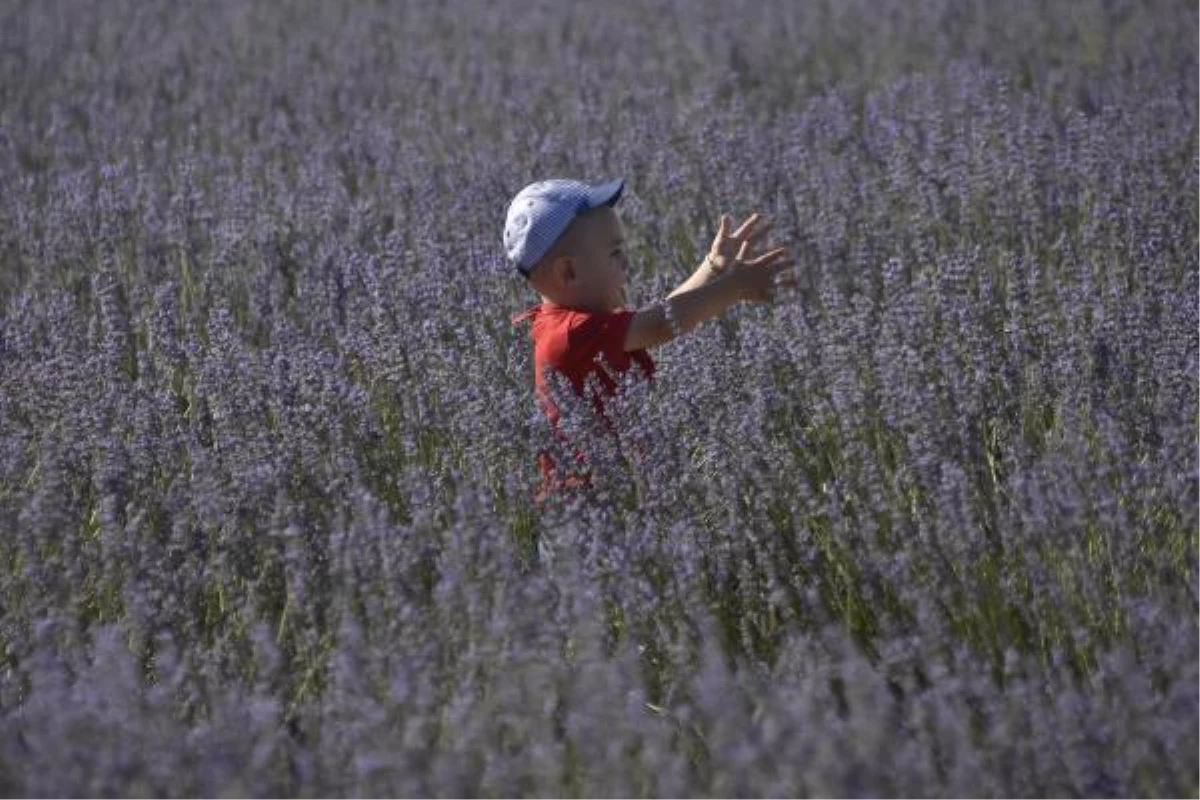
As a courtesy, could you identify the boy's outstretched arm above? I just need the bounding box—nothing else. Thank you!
[623,245,793,351]
[623,214,794,351]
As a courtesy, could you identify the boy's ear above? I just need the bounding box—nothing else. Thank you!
[527,255,574,294]
[558,257,577,284]
[543,255,574,286]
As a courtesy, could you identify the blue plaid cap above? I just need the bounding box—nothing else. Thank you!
[503,178,625,274]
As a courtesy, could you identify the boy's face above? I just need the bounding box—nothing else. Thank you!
[531,207,630,312]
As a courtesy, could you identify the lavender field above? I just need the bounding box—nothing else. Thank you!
[1,0,1197,796]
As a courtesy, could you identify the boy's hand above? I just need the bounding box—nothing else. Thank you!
[729,243,794,302]
[709,213,795,302]
[634,215,795,350]
[706,213,772,275]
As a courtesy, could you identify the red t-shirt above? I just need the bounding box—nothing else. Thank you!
[512,302,655,497]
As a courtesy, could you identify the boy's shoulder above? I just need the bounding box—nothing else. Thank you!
[515,303,637,363]
[515,303,631,331]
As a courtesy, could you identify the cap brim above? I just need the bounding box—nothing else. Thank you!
[585,178,624,210]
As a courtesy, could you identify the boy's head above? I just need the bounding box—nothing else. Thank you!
[504,178,631,312]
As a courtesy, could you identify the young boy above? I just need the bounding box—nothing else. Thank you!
[506,177,793,499]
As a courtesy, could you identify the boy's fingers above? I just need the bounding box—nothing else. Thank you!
[747,218,772,242]
[765,267,800,301]
[734,218,772,260]
[746,246,790,266]
[730,212,763,240]
[717,214,731,239]
[711,215,731,252]
[736,240,751,262]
